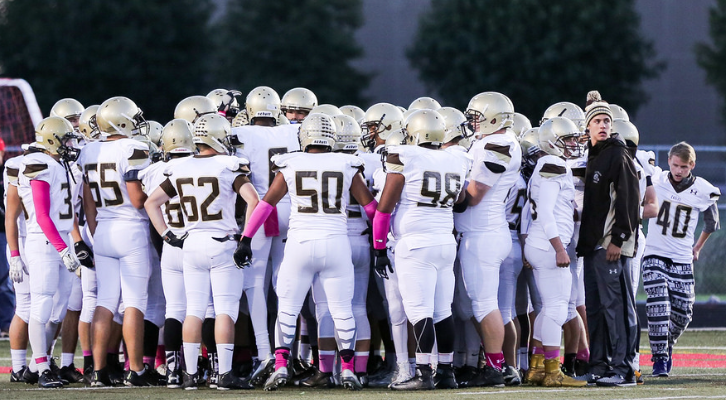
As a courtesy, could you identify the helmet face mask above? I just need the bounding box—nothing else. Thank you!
[96,97,149,138]
[539,117,583,160]
[465,92,514,136]
[79,105,100,141]
[360,103,404,151]
[35,116,81,162]
[438,107,474,145]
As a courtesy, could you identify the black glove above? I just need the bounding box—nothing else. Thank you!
[163,229,188,249]
[233,236,253,269]
[373,248,394,280]
[74,240,95,269]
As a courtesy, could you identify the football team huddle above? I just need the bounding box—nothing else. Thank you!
[3,86,719,391]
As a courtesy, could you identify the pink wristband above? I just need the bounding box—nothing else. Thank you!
[10,250,20,257]
[242,200,274,238]
[363,199,378,222]
[372,211,391,250]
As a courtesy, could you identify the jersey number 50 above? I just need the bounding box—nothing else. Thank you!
[295,170,343,214]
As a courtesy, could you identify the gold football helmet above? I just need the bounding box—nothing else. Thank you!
[408,96,441,111]
[339,105,365,124]
[540,102,586,132]
[519,127,540,154]
[612,120,639,146]
[298,113,336,151]
[538,117,582,159]
[609,104,630,122]
[332,114,362,152]
[512,112,533,137]
[403,109,446,146]
[160,119,195,157]
[174,95,217,124]
[281,87,318,113]
[147,120,163,146]
[207,88,242,113]
[246,86,281,122]
[34,116,79,161]
[50,98,84,125]
[310,104,342,117]
[437,107,473,145]
[361,103,405,150]
[96,96,148,137]
[231,109,250,127]
[193,113,233,154]
[465,92,514,136]
[78,105,100,140]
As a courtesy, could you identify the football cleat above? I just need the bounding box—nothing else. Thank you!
[502,364,522,386]
[388,360,413,388]
[181,371,199,390]
[390,364,434,391]
[217,370,253,390]
[356,372,369,388]
[38,369,64,389]
[468,365,505,387]
[542,358,587,387]
[454,365,478,388]
[23,367,39,384]
[595,374,636,387]
[124,369,153,387]
[58,363,84,384]
[300,368,334,388]
[250,356,275,386]
[208,371,219,389]
[635,369,645,385]
[90,368,112,387]
[433,364,458,389]
[264,367,289,391]
[341,369,362,390]
[652,358,669,377]
[667,345,674,374]
[49,358,69,385]
[10,366,28,383]
[166,366,182,388]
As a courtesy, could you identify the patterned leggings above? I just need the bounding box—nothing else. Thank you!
[642,255,695,360]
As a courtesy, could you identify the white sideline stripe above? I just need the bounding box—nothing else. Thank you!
[613,397,726,400]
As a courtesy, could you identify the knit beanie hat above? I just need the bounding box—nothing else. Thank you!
[584,90,613,129]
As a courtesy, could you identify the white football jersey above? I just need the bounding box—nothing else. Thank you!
[387,145,470,244]
[273,152,363,239]
[346,152,378,235]
[18,152,75,234]
[526,155,575,251]
[566,155,587,214]
[504,175,527,232]
[233,124,300,200]
[77,138,150,222]
[456,129,522,232]
[4,155,27,237]
[139,157,190,235]
[161,155,250,235]
[644,170,720,264]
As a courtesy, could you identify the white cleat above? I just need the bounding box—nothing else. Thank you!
[389,361,413,388]
[264,367,288,391]
[341,369,362,391]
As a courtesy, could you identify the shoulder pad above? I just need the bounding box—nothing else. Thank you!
[23,163,49,179]
[484,142,512,162]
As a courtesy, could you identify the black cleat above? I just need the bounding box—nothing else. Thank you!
[300,368,334,388]
[181,371,199,390]
[49,359,69,385]
[83,365,93,385]
[91,368,113,387]
[59,363,84,384]
[23,367,39,384]
[502,364,522,386]
[10,366,28,383]
[434,364,458,389]
[468,365,505,387]
[454,365,478,388]
[124,369,153,387]
[167,367,182,388]
[217,370,253,390]
[38,369,64,389]
[356,372,369,387]
[250,357,275,386]
[574,359,589,377]
[390,364,435,391]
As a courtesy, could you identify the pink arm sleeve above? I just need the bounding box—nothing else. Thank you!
[30,180,68,253]
[363,199,378,222]
[372,210,391,250]
[242,200,274,238]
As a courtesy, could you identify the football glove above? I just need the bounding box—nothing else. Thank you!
[373,249,394,280]
[163,229,188,249]
[74,240,95,269]
[60,247,81,273]
[233,236,253,269]
[9,255,27,283]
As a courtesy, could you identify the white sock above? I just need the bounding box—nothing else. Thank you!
[11,349,27,372]
[61,352,75,368]
[183,342,201,374]
[29,319,48,372]
[517,348,529,371]
[29,358,38,373]
[255,332,271,361]
[634,352,640,371]
[217,343,234,375]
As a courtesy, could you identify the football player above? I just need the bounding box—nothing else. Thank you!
[642,142,719,377]
[234,113,377,391]
[523,117,585,387]
[79,96,153,386]
[207,88,243,123]
[281,87,318,124]
[17,117,81,388]
[373,110,470,390]
[174,95,217,124]
[457,92,522,386]
[145,113,260,390]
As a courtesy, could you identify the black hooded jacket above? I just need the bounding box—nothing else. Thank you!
[576,136,640,258]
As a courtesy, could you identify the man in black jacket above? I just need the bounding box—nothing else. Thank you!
[576,91,640,387]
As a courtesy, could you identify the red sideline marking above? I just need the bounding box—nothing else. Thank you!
[673,353,726,368]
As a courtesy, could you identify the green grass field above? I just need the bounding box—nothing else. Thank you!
[1,329,725,399]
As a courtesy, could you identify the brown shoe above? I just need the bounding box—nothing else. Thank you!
[526,354,545,386]
[543,358,587,387]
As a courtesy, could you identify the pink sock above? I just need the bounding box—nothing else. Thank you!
[123,346,129,371]
[485,352,504,371]
[532,347,544,355]
[341,355,355,372]
[544,349,560,360]
[576,348,590,361]
[155,345,165,369]
[82,350,92,357]
[354,353,368,373]
[143,356,154,366]
[319,351,336,373]
[275,349,289,370]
